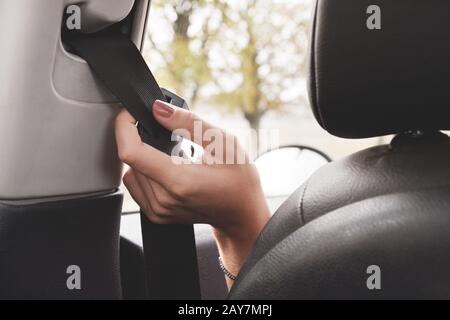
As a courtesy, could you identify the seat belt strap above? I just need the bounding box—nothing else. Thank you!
[65,29,201,300]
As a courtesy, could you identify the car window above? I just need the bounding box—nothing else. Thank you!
[121,0,390,213]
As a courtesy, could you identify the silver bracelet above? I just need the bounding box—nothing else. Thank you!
[218,257,237,281]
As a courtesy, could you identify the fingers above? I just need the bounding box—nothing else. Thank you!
[152,100,246,164]
[123,168,151,213]
[123,168,173,225]
[152,100,220,148]
[134,171,171,215]
[115,108,180,187]
[133,170,198,225]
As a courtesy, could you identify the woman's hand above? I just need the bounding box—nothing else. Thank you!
[115,100,271,287]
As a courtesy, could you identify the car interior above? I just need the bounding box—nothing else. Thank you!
[1,0,450,300]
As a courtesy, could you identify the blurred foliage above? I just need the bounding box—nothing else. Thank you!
[146,0,313,131]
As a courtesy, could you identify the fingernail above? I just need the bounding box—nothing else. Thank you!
[154,100,175,118]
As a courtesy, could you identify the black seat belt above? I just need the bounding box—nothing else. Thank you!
[65,28,201,300]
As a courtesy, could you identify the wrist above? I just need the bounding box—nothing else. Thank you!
[212,202,271,287]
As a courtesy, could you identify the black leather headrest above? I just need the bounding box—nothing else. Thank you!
[308,0,450,138]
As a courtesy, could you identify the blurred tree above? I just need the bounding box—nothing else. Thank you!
[211,0,312,134]
[146,0,312,138]
[145,0,218,105]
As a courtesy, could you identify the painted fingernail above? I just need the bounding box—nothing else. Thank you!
[154,100,175,118]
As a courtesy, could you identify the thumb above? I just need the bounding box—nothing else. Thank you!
[153,99,217,146]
